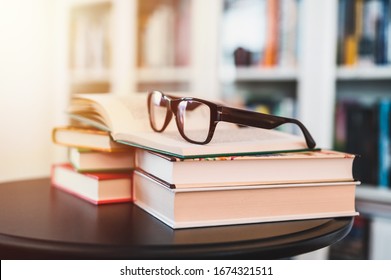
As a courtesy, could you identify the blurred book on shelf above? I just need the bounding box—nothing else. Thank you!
[222,0,300,68]
[263,0,279,67]
[69,2,112,74]
[334,97,391,188]
[137,0,191,68]
[337,0,390,67]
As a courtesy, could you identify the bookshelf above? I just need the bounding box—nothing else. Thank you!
[58,0,222,97]
[332,0,391,260]
[55,0,391,259]
[59,0,335,148]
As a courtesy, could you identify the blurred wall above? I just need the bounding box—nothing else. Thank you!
[0,1,55,182]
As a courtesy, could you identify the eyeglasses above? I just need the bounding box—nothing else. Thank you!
[147,90,316,148]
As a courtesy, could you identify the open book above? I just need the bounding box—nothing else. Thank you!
[68,93,314,159]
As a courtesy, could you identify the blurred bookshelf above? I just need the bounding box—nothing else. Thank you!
[329,0,391,260]
[55,0,391,259]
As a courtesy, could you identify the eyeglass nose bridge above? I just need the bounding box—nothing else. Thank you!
[167,98,180,115]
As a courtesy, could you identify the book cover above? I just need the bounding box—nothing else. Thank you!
[67,93,314,159]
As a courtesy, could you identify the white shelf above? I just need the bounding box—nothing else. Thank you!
[136,67,191,83]
[221,67,298,82]
[337,66,391,80]
[356,185,391,205]
[355,185,391,220]
[71,69,111,84]
[68,0,112,7]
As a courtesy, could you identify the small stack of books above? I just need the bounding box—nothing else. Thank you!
[51,126,135,205]
[133,149,358,229]
[50,93,359,229]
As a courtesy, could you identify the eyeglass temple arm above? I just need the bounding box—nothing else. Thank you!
[219,106,316,149]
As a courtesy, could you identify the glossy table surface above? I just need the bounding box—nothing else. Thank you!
[0,178,354,259]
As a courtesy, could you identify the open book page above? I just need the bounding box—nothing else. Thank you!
[70,93,152,133]
[116,126,308,158]
[69,93,310,158]
[71,93,194,133]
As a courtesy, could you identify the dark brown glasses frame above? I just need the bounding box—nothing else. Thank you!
[147,91,316,148]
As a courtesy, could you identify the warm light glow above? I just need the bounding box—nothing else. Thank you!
[0,0,55,182]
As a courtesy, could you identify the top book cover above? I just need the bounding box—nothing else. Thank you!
[67,93,315,159]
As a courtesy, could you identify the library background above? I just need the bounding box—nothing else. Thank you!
[53,0,391,259]
[50,0,391,259]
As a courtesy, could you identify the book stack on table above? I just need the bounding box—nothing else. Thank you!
[134,149,358,229]
[51,126,135,205]
[49,93,359,229]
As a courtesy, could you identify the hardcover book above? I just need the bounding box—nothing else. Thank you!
[133,170,359,229]
[51,163,133,205]
[135,149,356,188]
[52,126,129,152]
[67,93,313,159]
[69,147,135,172]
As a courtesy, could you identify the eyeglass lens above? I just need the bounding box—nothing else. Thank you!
[149,91,212,143]
[149,91,169,131]
[178,100,211,143]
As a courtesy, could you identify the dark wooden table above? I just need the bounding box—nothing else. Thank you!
[0,178,353,259]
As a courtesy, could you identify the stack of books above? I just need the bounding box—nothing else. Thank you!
[51,126,135,205]
[133,149,358,229]
[50,93,359,229]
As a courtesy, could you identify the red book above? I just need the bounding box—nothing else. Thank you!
[51,163,133,205]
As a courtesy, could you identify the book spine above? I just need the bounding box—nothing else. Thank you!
[262,0,279,67]
[387,0,391,63]
[337,0,347,65]
[174,0,191,66]
[374,0,388,65]
[278,0,298,67]
[358,0,383,66]
[337,98,379,185]
[344,0,358,65]
[378,98,391,188]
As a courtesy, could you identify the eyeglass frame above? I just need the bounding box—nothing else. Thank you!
[147,90,316,148]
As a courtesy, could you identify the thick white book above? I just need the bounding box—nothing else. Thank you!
[133,170,359,229]
[67,93,312,159]
[135,149,356,188]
